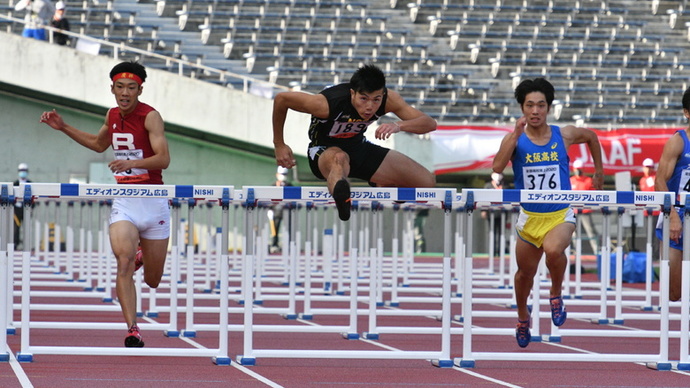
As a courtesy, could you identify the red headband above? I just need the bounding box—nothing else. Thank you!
[112,72,143,85]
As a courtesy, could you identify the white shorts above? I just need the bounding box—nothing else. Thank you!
[109,198,170,240]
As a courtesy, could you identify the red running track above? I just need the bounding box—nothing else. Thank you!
[2,258,690,388]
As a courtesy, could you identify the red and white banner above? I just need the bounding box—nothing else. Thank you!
[431,125,680,177]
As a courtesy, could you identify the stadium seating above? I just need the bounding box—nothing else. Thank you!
[3,0,690,126]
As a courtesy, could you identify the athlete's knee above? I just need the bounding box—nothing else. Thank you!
[670,281,682,302]
[332,150,350,166]
[116,256,135,276]
[145,275,162,288]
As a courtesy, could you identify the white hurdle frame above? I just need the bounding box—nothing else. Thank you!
[1,182,13,362]
[11,183,234,364]
[456,188,675,370]
[234,186,457,367]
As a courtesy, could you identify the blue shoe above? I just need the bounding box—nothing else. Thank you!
[550,296,567,326]
[515,320,531,348]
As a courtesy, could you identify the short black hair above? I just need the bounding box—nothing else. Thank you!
[349,64,385,94]
[109,61,147,83]
[514,78,555,107]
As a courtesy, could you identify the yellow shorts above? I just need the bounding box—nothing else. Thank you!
[516,207,575,248]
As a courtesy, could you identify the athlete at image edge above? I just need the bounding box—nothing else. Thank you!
[654,85,690,302]
[38,61,171,348]
[271,64,437,221]
[492,78,604,347]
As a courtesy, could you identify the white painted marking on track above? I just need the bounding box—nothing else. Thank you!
[140,316,285,387]
[452,366,523,388]
[6,344,33,388]
[300,311,523,387]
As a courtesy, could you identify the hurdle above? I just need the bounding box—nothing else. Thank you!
[1,183,13,362]
[235,186,457,367]
[12,183,233,365]
[456,188,675,370]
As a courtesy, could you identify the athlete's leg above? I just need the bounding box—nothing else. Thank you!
[110,221,140,327]
[318,147,353,220]
[369,150,435,187]
[317,146,351,192]
[542,222,576,297]
[514,238,543,322]
[669,247,682,301]
[140,238,169,288]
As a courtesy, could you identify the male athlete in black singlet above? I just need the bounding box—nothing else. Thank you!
[272,64,436,221]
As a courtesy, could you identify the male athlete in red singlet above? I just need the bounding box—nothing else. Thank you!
[40,61,171,348]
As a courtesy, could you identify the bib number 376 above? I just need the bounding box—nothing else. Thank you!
[523,165,561,190]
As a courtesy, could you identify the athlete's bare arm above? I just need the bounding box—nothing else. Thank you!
[561,124,604,190]
[272,91,329,169]
[656,131,684,241]
[376,89,436,140]
[40,109,110,153]
[493,116,527,174]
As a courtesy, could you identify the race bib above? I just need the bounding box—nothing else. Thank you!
[678,168,690,194]
[522,164,561,190]
[328,121,368,139]
[113,149,149,183]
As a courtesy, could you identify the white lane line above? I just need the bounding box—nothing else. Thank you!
[141,317,284,388]
[299,316,523,387]
[452,367,523,388]
[6,344,33,388]
[175,336,285,388]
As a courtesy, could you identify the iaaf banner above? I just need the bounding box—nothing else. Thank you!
[431,125,680,176]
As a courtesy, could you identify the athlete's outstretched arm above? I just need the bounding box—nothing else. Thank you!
[272,91,328,169]
[376,89,436,140]
[40,109,110,153]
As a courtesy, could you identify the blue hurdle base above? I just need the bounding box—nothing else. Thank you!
[454,358,476,368]
[282,314,298,320]
[182,330,196,338]
[546,335,562,343]
[237,356,256,366]
[342,332,359,340]
[0,353,9,362]
[677,362,690,371]
[646,362,673,371]
[212,356,231,366]
[102,297,113,302]
[164,330,180,338]
[432,359,453,368]
[16,353,33,363]
[145,311,159,318]
[362,332,379,340]
[7,328,16,335]
[385,301,399,307]
[299,314,313,320]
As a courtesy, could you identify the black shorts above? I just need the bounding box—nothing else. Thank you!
[307,140,390,183]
